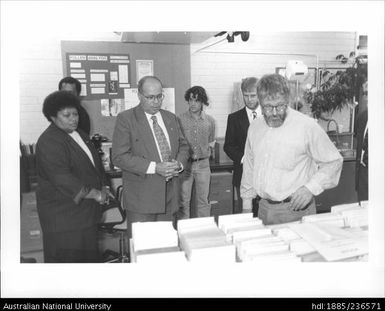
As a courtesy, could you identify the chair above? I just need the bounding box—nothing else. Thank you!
[99,185,129,263]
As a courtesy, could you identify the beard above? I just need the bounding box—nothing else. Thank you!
[264,112,287,128]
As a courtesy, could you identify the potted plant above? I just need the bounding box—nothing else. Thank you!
[304,52,367,120]
[304,53,367,154]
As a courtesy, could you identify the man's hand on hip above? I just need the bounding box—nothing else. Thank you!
[289,186,313,211]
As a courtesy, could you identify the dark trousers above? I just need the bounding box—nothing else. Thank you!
[234,185,259,217]
[357,164,368,202]
[42,225,99,263]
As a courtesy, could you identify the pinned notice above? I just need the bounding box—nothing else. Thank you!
[90,73,106,82]
[91,87,105,94]
[119,65,129,83]
[70,62,81,68]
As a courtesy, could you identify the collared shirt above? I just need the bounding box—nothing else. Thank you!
[68,130,95,166]
[144,111,171,174]
[245,105,262,124]
[241,107,343,201]
[241,105,263,164]
[178,110,215,159]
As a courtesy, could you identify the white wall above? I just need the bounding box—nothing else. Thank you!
[191,31,357,137]
[19,32,121,144]
[19,31,356,143]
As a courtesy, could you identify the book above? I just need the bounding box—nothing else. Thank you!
[289,239,316,256]
[179,225,227,251]
[220,218,263,234]
[330,202,361,213]
[288,222,368,261]
[225,224,265,242]
[340,208,368,228]
[272,227,301,242]
[131,221,178,252]
[245,250,301,263]
[217,213,253,229]
[240,242,289,262]
[177,216,216,233]
[188,244,236,263]
[136,250,187,263]
[232,228,273,244]
[236,236,288,261]
[301,212,345,227]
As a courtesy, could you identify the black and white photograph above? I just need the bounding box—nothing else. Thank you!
[1,0,384,301]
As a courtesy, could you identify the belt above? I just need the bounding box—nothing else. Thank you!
[262,197,291,204]
[189,157,208,162]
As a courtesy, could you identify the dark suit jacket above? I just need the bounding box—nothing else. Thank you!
[223,108,250,187]
[112,105,189,214]
[77,104,91,136]
[36,123,106,233]
[355,108,368,200]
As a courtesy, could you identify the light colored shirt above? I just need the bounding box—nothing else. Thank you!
[68,130,95,166]
[145,111,171,174]
[240,107,343,201]
[245,105,262,124]
[178,110,216,159]
[241,106,263,164]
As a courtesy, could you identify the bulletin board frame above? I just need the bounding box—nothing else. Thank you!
[65,53,131,100]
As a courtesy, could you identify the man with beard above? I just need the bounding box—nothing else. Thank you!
[241,74,343,225]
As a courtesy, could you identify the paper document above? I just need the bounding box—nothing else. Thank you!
[132,221,178,251]
[289,223,368,261]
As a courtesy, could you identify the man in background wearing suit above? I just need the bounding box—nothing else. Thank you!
[112,76,189,238]
[59,77,91,136]
[224,77,261,214]
[355,80,368,202]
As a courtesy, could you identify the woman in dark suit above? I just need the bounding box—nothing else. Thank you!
[36,91,108,263]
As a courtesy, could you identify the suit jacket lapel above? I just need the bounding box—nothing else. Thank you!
[160,110,177,158]
[134,105,162,162]
[78,131,105,176]
[239,107,250,136]
[65,131,98,173]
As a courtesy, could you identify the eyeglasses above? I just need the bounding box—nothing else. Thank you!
[262,104,287,114]
[141,93,165,101]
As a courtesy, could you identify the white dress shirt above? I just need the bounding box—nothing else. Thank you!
[241,107,343,201]
[68,130,95,167]
[245,105,262,124]
[241,105,262,164]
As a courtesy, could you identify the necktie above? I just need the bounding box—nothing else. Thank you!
[151,115,171,162]
[252,111,257,120]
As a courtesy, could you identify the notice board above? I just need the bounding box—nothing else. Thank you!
[62,41,191,139]
[66,53,131,100]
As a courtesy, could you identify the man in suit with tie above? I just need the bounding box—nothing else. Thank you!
[112,76,189,239]
[355,81,368,202]
[224,77,261,214]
